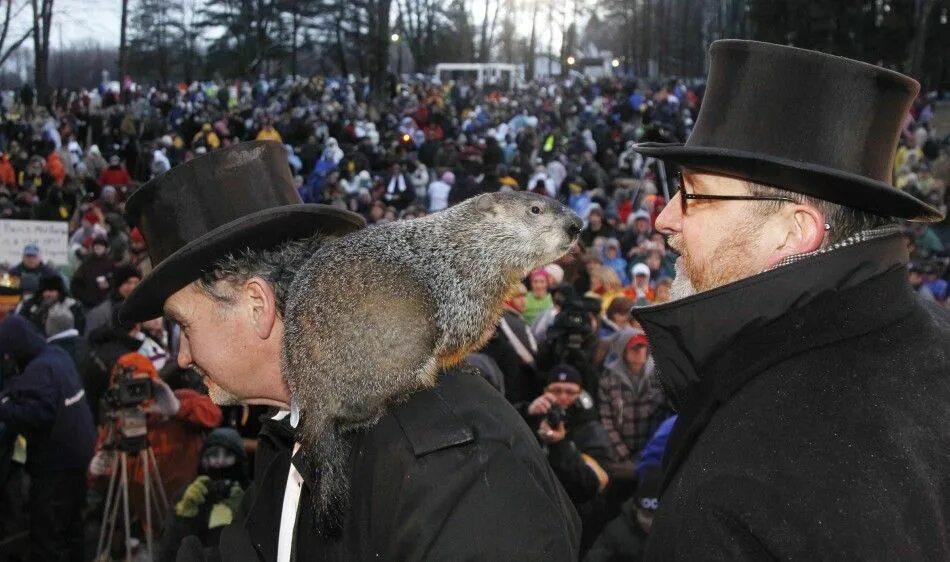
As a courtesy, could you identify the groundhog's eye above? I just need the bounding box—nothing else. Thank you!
[530,205,542,215]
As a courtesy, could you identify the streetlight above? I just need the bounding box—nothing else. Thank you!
[392,33,402,76]
[566,56,575,66]
[611,59,620,68]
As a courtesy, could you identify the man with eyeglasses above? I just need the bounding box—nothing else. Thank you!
[629,40,950,560]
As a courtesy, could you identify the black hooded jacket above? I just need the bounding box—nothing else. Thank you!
[0,315,96,472]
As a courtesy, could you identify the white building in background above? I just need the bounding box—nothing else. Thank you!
[573,42,615,79]
[433,63,521,89]
[532,54,561,78]
[530,44,617,80]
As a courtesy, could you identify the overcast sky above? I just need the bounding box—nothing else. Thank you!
[13,0,576,53]
[10,0,123,48]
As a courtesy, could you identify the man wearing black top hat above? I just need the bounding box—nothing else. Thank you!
[118,141,580,561]
[629,41,950,559]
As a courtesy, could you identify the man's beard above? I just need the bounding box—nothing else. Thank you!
[667,219,763,301]
[194,365,241,405]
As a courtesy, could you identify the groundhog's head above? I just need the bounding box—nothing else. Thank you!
[469,192,582,273]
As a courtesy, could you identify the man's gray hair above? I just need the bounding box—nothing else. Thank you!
[195,235,320,316]
[745,181,895,246]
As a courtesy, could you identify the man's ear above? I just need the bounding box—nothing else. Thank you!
[767,204,826,268]
[244,277,278,340]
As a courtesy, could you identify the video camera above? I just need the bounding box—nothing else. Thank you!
[205,479,237,505]
[547,299,597,353]
[101,365,155,452]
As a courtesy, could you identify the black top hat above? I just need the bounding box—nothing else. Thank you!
[634,40,942,222]
[120,141,366,323]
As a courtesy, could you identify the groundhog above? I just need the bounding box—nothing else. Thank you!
[281,191,581,532]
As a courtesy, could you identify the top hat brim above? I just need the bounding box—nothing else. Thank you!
[633,143,943,223]
[120,204,365,323]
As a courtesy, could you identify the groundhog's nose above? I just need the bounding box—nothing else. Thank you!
[566,216,582,239]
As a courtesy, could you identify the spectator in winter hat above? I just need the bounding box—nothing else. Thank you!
[10,243,58,297]
[630,263,654,305]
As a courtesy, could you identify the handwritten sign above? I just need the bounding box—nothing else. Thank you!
[0,220,69,267]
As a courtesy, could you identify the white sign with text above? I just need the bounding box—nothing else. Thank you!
[0,219,69,267]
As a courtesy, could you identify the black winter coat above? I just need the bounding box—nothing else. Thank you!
[633,233,950,560]
[0,316,96,472]
[180,368,581,561]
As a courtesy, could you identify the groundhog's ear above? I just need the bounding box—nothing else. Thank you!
[474,194,496,215]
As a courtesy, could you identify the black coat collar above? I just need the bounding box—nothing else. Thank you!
[632,233,914,492]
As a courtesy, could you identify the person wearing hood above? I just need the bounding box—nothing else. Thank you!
[602,239,630,286]
[18,273,85,334]
[529,163,557,198]
[321,137,344,164]
[0,315,96,562]
[597,330,665,465]
[158,427,250,562]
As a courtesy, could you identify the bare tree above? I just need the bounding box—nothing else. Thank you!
[0,1,32,70]
[906,0,938,82]
[118,0,129,79]
[30,0,53,105]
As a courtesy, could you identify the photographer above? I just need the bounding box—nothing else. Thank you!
[536,298,601,404]
[158,427,249,562]
[89,352,222,540]
[529,364,614,553]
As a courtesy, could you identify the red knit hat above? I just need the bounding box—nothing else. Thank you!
[625,332,649,350]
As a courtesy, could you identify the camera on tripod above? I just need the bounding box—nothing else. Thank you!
[101,365,155,451]
[547,299,597,360]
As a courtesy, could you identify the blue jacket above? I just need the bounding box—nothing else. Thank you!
[0,315,96,472]
[636,414,676,480]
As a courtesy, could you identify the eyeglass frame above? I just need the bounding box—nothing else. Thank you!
[672,171,798,215]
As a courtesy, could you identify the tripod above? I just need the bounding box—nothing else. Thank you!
[95,428,169,561]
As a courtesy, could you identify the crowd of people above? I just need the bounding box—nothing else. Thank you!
[0,69,947,560]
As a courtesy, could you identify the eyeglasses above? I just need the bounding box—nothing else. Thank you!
[673,172,797,215]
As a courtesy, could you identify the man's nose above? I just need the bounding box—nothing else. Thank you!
[177,333,192,369]
[654,193,682,235]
